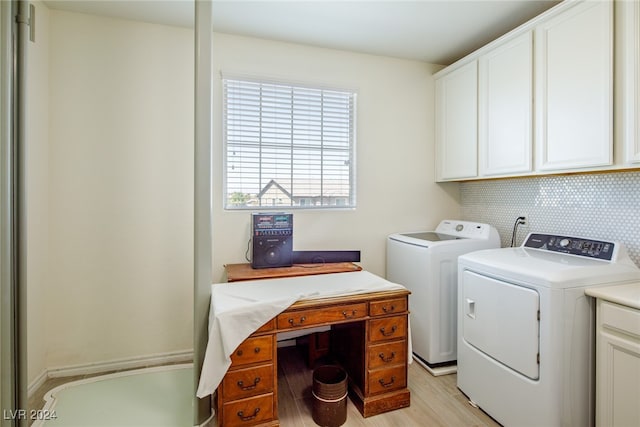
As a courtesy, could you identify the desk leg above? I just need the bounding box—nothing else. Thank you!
[307,331,331,368]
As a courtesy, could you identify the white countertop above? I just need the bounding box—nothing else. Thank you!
[585,282,640,310]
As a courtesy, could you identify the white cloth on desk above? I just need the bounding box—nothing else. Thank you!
[196,270,408,398]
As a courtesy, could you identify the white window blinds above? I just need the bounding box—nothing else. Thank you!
[223,77,356,209]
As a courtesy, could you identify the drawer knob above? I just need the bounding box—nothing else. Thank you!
[379,325,397,337]
[378,351,396,363]
[237,377,261,391]
[288,316,306,327]
[237,408,260,422]
[342,309,357,318]
[379,375,396,388]
[382,305,396,313]
[236,349,243,356]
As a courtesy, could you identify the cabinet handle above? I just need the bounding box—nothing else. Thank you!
[236,346,260,356]
[237,377,261,391]
[342,310,357,318]
[379,325,397,337]
[237,408,260,421]
[378,376,396,388]
[378,351,396,363]
[382,305,395,313]
[288,316,306,327]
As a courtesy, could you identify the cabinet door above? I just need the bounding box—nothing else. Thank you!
[619,0,640,164]
[479,31,533,176]
[435,61,478,181]
[596,301,640,427]
[535,0,613,171]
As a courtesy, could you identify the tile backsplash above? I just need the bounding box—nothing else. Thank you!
[460,171,640,267]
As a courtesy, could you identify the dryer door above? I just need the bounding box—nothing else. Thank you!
[461,270,540,379]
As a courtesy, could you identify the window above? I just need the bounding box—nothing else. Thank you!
[223,77,356,209]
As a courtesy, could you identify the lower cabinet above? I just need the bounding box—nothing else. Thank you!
[595,300,640,427]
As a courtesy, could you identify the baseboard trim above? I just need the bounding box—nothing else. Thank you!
[28,368,49,399]
[29,349,193,397]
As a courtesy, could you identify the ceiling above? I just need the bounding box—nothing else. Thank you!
[43,0,560,65]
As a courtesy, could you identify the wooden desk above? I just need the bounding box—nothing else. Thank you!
[214,288,411,426]
[225,262,364,366]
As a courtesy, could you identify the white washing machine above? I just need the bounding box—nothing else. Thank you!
[386,220,500,375]
[457,233,640,427]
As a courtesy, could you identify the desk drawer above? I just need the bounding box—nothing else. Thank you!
[231,335,273,367]
[222,364,274,401]
[277,303,367,330]
[370,298,407,317]
[368,340,407,370]
[367,365,407,395]
[221,393,274,426]
[369,316,407,343]
[254,318,276,334]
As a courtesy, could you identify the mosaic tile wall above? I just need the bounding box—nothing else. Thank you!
[460,170,640,267]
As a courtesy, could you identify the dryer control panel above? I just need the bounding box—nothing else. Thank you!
[524,233,615,261]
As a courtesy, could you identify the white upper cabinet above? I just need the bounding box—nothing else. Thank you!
[435,60,478,181]
[535,0,613,171]
[619,0,640,164]
[434,0,627,182]
[479,31,533,176]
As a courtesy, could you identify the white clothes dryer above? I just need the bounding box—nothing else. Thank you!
[387,220,500,375]
[457,233,640,427]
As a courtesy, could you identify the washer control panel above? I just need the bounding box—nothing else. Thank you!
[523,233,615,261]
[435,220,494,239]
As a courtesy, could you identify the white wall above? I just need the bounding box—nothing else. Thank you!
[27,9,459,377]
[26,1,50,385]
[45,9,194,370]
[211,33,460,281]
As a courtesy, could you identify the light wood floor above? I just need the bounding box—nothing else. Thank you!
[269,345,500,427]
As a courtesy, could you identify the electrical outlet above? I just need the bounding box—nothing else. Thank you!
[519,215,527,225]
